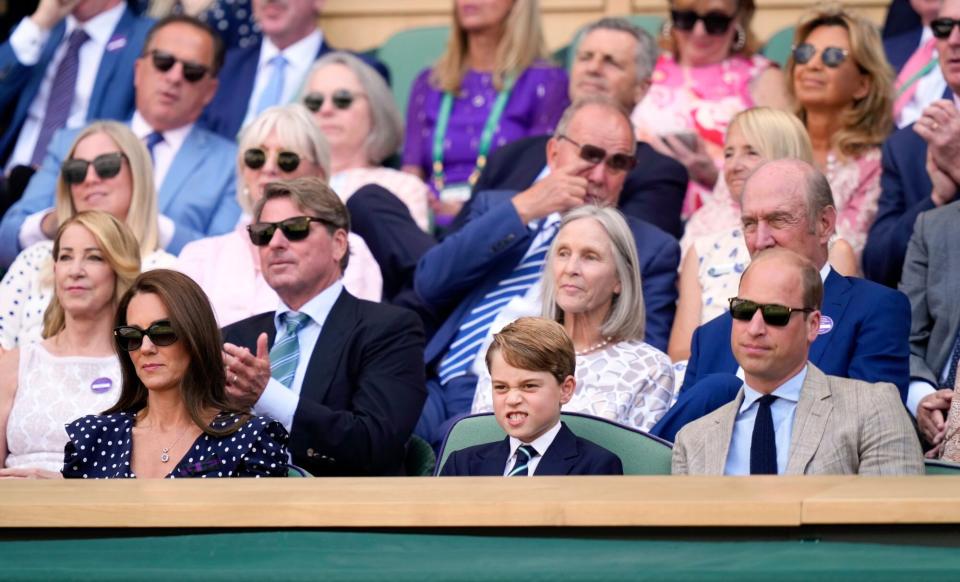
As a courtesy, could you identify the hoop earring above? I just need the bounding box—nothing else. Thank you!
[732,25,746,53]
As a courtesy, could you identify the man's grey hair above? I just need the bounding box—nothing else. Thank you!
[553,96,634,140]
[575,17,659,82]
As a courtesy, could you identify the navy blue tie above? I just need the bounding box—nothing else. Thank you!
[944,334,960,388]
[508,444,539,476]
[144,131,164,162]
[750,394,778,475]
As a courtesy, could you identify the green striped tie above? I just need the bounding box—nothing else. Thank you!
[269,312,311,388]
[508,444,539,476]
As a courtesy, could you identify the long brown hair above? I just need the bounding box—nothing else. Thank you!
[104,269,248,436]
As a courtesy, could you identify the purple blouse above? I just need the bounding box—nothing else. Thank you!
[403,63,570,188]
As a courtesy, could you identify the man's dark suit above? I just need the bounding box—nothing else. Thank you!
[439,422,623,476]
[467,135,688,239]
[883,28,923,75]
[652,269,912,442]
[221,289,426,476]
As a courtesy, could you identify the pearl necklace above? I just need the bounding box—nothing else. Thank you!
[575,337,613,356]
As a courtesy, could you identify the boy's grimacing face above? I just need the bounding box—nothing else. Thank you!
[490,350,576,443]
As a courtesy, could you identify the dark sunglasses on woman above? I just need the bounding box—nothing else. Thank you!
[243,148,302,173]
[931,18,960,39]
[114,320,179,351]
[670,9,735,35]
[247,216,328,246]
[149,50,210,83]
[61,152,127,184]
[792,43,849,68]
[302,89,363,112]
[728,297,815,327]
[558,135,637,172]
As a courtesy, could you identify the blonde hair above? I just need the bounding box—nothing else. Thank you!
[662,0,760,58]
[42,211,142,338]
[432,0,550,92]
[729,107,814,163]
[55,121,160,256]
[788,2,894,159]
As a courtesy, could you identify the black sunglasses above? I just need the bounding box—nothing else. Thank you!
[243,148,301,173]
[670,9,735,35]
[931,18,960,39]
[114,320,179,352]
[247,216,328,246]
[62,152,127,184]
[303,89,364,112]
[558,135,637,172]
[728,297,814,327]
[792,43,849,68]
[148,49,210,83]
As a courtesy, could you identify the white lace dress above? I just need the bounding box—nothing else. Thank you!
[472,339,676,432]
[5,343,121,472]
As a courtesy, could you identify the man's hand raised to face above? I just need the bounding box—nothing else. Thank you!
[511,157,599,224]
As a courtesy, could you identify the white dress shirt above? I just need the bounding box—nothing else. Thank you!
[6,3,126,172]
[504,419,562,476]
[241,30,322,131]
[898,27,948,129]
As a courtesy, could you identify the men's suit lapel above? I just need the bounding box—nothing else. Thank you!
[704,391,742,474]
[535,423,578,475]
[785,365,833,474]
[808,270,848,364]
[301,289,358,404]
[475,438,512,476]
[944,205,960,358]
[157,127,206,213]
[88,8,132,119]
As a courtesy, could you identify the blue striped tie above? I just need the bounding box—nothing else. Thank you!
[437,221,558,384]
[508,444,539,476]
[30,28,89,167]
[269,311,311,389]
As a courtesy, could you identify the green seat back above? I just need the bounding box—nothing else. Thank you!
[406,434,437,476]
[287,464,311,477]
[761,25,796,68]
[436,412,673,475]
[925,459,960,475]
[376,25,450,116]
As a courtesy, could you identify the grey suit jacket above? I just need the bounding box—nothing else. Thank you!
[900,202,960,387]
[672,364,924,475]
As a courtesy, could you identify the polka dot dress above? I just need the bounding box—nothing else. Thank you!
[62,412,289,478]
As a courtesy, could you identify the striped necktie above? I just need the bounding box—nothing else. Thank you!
[893,37,937,122]
[269,311,311,389]
[30,28,90,167]
[508,444,539,476]
[437,220,558,384]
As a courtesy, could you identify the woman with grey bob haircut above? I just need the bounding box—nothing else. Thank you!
[472,205,675,432]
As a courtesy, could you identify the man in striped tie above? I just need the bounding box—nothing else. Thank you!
[414,96,680,446]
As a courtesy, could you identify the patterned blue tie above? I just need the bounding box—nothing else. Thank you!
[255,54,288,115]
[31,28,90,166]
[144,131,164,162]
[508,444,539,476]
[269,311,311,389]
[944,334,960,389]
[437,220,558,384]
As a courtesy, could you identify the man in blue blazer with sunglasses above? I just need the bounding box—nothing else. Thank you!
[652,160,911,442]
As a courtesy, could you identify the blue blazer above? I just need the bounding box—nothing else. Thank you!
[439,422,623,476]
[0,8,153,166]
[652,269,912,442]
[415,190,680,359]
[199,37,390,139]
[0,122,240,265]
[883,28,923,74]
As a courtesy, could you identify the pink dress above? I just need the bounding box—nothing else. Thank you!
[632,53,774,217]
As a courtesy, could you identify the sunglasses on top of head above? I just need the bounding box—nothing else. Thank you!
[558,135,637,172]
[247,216,329,246]
[243,148,303,173]
[728,297,814,327]
[148,50,210,83]
[302,89,365,112]
[791,43,850,68]
[114,320,179,352]
[61,152,127,184]
[931,18,960,39]
[670,9,736,35]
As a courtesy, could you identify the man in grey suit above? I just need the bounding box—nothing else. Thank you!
[901,201,960,455]
[672,248,923,476]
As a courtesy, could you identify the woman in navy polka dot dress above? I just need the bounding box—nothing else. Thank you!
[62,269,289,478]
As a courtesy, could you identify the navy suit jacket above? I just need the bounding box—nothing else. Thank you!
[416,190,680,360]
[199,37,389,139]
[0,8,153,166]
[0,122,240,265]
[883,28,923,75]
[468,135,688,239]
[221,289,427,477]
[651,269,912,441]
[439,422,623,476]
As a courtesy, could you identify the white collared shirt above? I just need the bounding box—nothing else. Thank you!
[241,30,323,132]
[504,420,562,476]
[724,366,807,475]
[898,27,948,129]
[6,3,127,171]
[130,111,193,189]
[253,280,344,432]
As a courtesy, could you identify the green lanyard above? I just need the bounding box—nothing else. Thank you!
[431,75,515,192]
[896,59,938,98]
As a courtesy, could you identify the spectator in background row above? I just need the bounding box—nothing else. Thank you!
[632,0,788,218]
[0,212,140,478]
[145,0,261,50]
[885,0,946,127]
[177,104,382,326]
[402,0,569,227]
[0,121,176,352]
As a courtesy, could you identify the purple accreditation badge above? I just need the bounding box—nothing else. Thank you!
[90,377,113,394]
[106,35,127,52]
[817,315,834,336]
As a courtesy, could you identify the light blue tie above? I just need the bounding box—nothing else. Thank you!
[269,311,311,389]
[437,221,558,384]
[255,54,288,115]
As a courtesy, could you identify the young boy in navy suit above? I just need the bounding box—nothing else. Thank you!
[440,318,623,476]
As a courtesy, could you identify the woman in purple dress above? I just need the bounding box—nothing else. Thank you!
[402,0,570,227]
